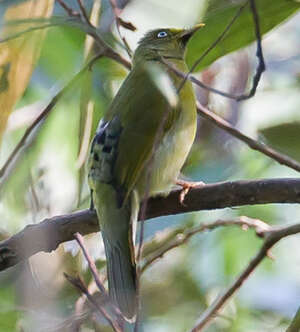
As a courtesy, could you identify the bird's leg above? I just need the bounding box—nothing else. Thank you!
[90,189,94,210]
[176,179,205,205]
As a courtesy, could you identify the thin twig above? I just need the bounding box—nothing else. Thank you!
[1,17,131,70]
[64,273,122,332]
[74,232,124,322]
[109,0,136,57]
[162,58,243,98]
[177,0,265,101]
[76,0,92,26]
[0,23,59,43]
[238,0,266,101]
[74,233,107,293]
[196,101,300,173]
[56,0,80,17]
[177,0,249,92]
[141,217,270,272]
[71,281,98,332]
[0,53,103,188]
[58,0,132,69]
[190,223,300,331]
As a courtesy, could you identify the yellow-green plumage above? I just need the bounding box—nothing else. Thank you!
[88,25,203,320]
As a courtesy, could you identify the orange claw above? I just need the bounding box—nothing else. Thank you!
[176,179,205,205]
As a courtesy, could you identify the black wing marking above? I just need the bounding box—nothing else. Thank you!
[89,118,122,184]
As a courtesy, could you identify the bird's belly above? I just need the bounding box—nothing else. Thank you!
[136,117,196,199]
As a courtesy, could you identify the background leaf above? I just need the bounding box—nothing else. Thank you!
[260,122,300,162]
[187,0,300,71]
[0,0,54,144]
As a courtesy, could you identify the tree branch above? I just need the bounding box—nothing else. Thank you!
[1,178,300,271]
[141,216,270,272]
[178,0,249,92]
[190,222,300,331]
[196,102,300,173]
[64,273,122,332]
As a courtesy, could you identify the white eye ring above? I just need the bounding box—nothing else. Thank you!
[157,31,168,38]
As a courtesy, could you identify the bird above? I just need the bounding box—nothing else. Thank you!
[88,24,204,321]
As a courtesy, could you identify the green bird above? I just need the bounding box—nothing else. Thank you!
[88,24,204,320]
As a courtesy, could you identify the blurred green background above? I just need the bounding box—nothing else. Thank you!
[0,0,300,331]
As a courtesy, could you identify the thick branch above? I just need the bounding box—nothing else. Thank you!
[1,178,300,271]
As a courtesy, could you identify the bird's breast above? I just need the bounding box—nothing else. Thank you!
[136,80,197,198]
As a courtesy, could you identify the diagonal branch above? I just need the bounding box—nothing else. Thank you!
[74,233,124,322]
[178,0,265,100]
[196,102,300,173]
[1,178,300,271]
[190,222,300,331]
[64,273,122,332]
[178,0,249,92]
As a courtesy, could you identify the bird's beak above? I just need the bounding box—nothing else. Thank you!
[180,23,205,46]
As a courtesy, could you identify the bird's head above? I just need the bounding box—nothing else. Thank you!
[133,24,204,64]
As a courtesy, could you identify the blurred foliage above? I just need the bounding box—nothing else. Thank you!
[0,0,54,144]
[260,122,300,162]
[186,0,300,70]
[287,307,300,332]
[0,0,300,331]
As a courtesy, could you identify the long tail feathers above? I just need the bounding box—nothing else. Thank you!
[103,236,137,321]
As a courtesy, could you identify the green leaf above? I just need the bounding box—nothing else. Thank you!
[260,122,300,162]
[186,0,300,71]
[0,286,20,332]
[0,0,54,144]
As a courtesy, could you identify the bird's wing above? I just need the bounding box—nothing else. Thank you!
[90,63,179,205]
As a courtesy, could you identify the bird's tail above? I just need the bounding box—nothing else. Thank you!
[97,189,139,321]
[103,235,137,321]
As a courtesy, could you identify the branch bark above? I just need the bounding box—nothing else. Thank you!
[1,178,300,271]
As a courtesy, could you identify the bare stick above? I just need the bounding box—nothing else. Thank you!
[190,223,300,331]
[141,217,270,272]
[109,0,136,57]
[64,273,122,332]
[196,101,300,173]
[74,233,124,322]
[76,0,91,26]
[178,0,249,92]
[1,18,131,70]
[178,0,265,101]
[74,233,107,294]
[56,0,80,17]
[2,178,300,271]
[239,0,266,101]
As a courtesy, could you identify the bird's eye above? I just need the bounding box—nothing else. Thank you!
[157,31,168,38]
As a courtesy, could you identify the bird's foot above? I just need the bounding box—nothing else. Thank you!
[90,190,95,211]
[176,179,205,205]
